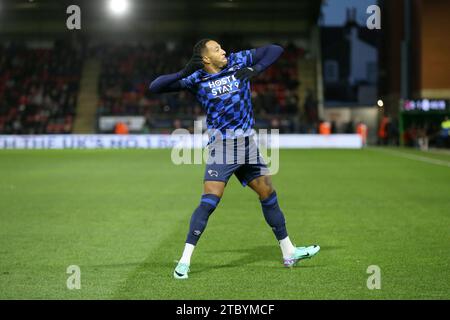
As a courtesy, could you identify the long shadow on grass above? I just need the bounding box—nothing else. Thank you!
[190,245,331,275]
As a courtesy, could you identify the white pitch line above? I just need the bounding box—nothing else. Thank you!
[372,148,450,168]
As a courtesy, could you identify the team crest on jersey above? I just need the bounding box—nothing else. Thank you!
[208,170,219,177]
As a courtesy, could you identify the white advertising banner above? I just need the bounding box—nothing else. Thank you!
[274,134,363,149]
[0,134,362,149]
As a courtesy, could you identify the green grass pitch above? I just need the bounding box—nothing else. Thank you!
[0,148,449,299]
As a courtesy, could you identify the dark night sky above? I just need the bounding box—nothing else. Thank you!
[321,0,379,26]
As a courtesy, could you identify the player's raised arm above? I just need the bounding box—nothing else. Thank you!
[148,71,183,93]
[253,44,284,72]
[148,55,204,93]
[235,44,284,81]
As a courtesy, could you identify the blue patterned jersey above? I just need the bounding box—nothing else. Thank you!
[180,49,256,139]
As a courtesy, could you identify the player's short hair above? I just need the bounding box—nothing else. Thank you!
[193,39,214,56]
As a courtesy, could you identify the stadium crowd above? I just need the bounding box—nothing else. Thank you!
[0,41,83,134]
[402,120,450,150]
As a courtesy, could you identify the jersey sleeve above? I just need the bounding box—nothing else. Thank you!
[179,72,199,92]
[228,49,255,68]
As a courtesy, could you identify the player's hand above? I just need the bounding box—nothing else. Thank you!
[181,55,204,77]
[235,67,259,81]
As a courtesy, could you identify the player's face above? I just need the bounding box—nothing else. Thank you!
[204,41,227,68]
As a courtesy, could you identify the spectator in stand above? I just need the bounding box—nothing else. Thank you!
[388,117,399,146]
[417,125,429,151]
[344,120,355,134]
[114,121,129,134]
[304,89,318,124]
[319,119,331,135]
[438,116,450,148]
[378,115,390,145]
[356,121,368,146]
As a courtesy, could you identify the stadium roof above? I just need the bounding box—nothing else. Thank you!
[0,0,322,37]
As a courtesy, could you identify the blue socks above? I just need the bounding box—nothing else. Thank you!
[185,191,288,245]
[260,192,288,240]
[186,194,221,245]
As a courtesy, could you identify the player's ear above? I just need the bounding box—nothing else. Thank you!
[202,56,209,64]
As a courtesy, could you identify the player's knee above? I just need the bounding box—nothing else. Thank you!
[260,188,275,201]
[261,176,274,197]
[204,188,224,198]
[204,181,225,198]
